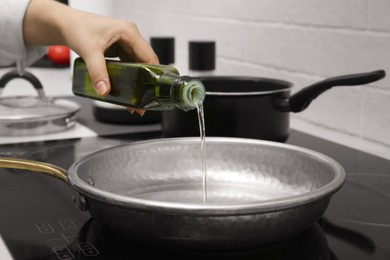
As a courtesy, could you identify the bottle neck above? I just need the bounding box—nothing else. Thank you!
[173,76,206,111]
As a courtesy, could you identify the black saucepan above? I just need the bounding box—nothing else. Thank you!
[162,70,386,142]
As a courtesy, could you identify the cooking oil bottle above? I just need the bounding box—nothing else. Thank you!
[72,57,205,111]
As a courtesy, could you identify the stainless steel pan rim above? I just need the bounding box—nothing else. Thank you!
[202,76,292,96]
[205,88,289,96]
[67,137,345,216]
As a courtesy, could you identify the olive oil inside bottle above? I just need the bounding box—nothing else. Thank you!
[72,58,205,112]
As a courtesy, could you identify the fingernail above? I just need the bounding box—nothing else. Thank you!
[95,80,108,96]
[138,111,146,117]
[130,110,135,114]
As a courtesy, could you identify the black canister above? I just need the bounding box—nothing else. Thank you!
[151,37,175,65]
[189,41,216,74]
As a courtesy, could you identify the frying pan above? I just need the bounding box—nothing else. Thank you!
[0,137,345,250]
[162,70,386,141]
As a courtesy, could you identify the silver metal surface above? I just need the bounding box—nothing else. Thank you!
[206,87,289,96]
[67,137,345,249]
[0,97,80,136]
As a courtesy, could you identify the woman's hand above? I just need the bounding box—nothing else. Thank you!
[23,0,158,115]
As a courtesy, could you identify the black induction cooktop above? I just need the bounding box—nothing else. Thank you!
[0,129,389,260]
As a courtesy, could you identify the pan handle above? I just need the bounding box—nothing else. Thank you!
[0,157,68,183]
[283,70,386,112]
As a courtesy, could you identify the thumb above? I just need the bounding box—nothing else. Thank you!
[83,53,110,96]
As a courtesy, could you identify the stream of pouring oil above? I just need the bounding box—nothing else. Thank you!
[196,103,207,203]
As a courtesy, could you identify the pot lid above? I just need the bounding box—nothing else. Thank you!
[0,69,80,125]
[0,96,80,121]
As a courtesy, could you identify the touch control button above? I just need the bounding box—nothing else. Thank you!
[53,246,74,259]
[58,219,77,231]
[35,222,54,234]
[78,242,99,256]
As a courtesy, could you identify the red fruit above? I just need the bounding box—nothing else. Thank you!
[47,45,71,65]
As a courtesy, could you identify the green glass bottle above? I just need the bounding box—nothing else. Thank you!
[72,57,206,111]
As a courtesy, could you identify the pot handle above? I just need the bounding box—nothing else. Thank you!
[0,70,47,100]
[284,70,386,112]
[320,218,375,253]
[0,157,68,183]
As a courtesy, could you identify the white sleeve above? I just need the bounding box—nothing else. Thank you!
[0,0,46,74]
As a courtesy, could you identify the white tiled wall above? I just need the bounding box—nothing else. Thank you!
[112,0,390,153]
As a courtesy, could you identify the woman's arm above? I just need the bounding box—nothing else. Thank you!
[0,0,46,71]
[23,0,158,97]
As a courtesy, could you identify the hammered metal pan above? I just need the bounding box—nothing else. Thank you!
[0,137,345,250]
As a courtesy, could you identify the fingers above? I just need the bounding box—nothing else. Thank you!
[130,36,159,64]
[82,50,146,116]
[83,52,111,96]
[73,19,158,120]
[119,22,159,64]
[127,108,146,116]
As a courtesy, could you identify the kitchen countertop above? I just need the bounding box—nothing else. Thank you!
[0,95,389,260]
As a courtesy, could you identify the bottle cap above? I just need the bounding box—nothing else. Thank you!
[150,37,175,65]
[175,76,206,111]
[189,41,216,71]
